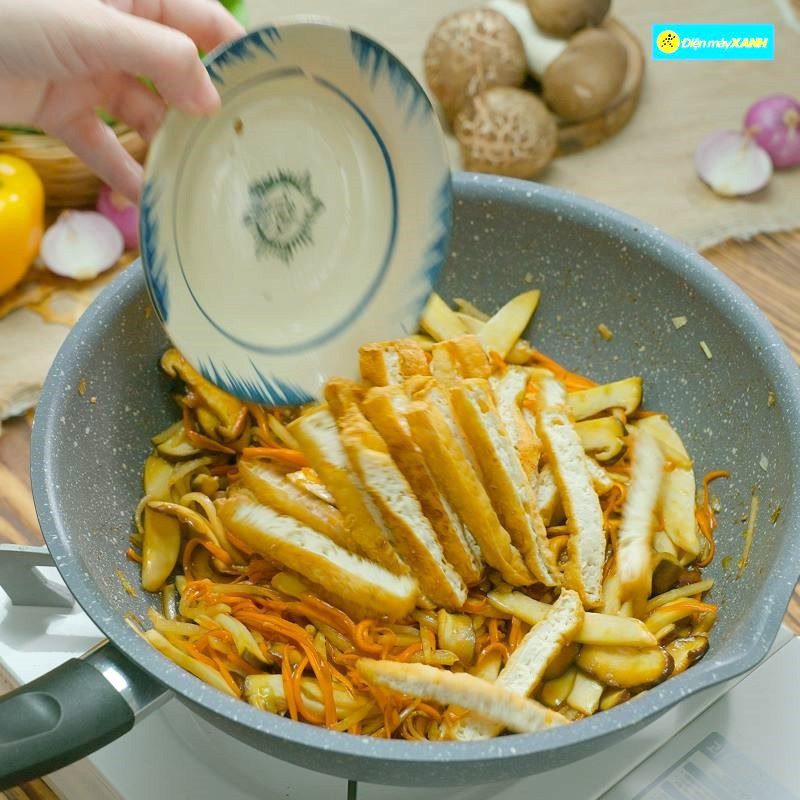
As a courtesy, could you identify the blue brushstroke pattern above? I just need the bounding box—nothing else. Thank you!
[198,357,315,407]
[349,31,429,125]
[402,173,453,318]
[206,27,281,84]
[140,180,169,322]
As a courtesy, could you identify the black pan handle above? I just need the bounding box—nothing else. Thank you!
[0,642,168,789]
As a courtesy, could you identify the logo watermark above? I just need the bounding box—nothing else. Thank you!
[652,24,774,60]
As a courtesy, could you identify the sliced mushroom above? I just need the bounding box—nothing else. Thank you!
[576,644,674,688]
[665,635,709,675]
[542,28,628,121]
[424,9,527,124]
[454,87,557,178]
[526,0,611,38]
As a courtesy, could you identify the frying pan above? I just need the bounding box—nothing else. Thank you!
[2,174,800,789]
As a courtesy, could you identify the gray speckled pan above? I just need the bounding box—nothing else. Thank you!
[14,174,800,786]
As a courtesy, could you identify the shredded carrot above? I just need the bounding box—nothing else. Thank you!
[211,653,241,696]
[477,641,509,665]
[461,594,490,614]
[488,617,501,644]
[393,641,424,661]
[527,350,596,390]
[226,529,255,556]
[241,447,309,468]
[282,646,300,721]
[126,547,143,563]
[353,619,388,656]
[695,470,730,567]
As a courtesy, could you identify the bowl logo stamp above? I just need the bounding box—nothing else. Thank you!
[657,29,681,54]
[244,170,324,264]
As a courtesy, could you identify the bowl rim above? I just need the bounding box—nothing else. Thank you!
[138,19,452,407]
[32,172,800,774]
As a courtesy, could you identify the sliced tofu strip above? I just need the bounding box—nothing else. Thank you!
[487,590,657,646]
[617,429,665,612]
[358,659,567,734]
[454,589,583,740]
[405,400,533,586]
[635,415,700,558]
[288,408,406,574]
[451,379,558,586]
[362,386,483,585]
[430,335,492,386]
[537,463,562,526]
[358,339,430,386]
[491,367,541,479]
[537,378,606,608]
[238,460,347,546]
[218,495,417,621]
[567,377,643,420]
[338,406,467,609]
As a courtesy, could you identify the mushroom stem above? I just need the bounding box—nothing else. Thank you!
[489,0,567,76]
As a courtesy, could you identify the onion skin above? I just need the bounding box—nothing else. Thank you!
[694,130,772,197]
[97,184,139,249]
[744,94,800,169]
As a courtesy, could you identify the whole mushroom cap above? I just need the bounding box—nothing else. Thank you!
[526,0,612,38]
[454,87,558,179]
[424,8,528,124]
[542,28,627,121]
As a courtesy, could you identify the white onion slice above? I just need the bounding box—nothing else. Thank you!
[41,211,124,281]
[694,130,772,197]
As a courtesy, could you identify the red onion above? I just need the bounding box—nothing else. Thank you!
[96,184,139,249]
[743,94,800,169]
[41,211,124,280]
[694,130,772,197]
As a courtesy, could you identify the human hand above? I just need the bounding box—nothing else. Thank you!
[0,0,245,200]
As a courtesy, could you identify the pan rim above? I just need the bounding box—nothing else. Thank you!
[31,172,800,775]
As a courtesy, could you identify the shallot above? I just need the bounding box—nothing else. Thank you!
[744,94,800,169]
[97,184,139,249]
[41,211,124,280]
[694,130,772,197]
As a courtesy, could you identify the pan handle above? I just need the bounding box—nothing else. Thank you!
[0,641,168,789]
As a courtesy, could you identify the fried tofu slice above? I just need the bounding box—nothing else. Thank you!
[362,386,484,585]
[337,406,467,609]
[288,408,406,575]
[357,659,567,734]
[429,335,491,386]
[450,379,558,586]
[490,367,541,479]
[218,495,417,621]
[323,378,365,420]
[405,399,533,586]
[238,460,347,546]
[617,429,665,612]
[454,589,583,740]
[358,340,430,386]
[536,463,562,526]
[635,415,700,558]
[536,378,606,608]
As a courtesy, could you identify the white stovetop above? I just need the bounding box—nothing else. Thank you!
[0,579,796,800]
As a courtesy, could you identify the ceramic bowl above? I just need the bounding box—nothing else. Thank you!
[140,22,451,406]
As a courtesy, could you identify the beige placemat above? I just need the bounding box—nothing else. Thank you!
[250,0,800,249]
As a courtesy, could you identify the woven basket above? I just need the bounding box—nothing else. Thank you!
[0,125,147,208]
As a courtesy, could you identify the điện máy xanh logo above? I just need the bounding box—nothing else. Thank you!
[652,24,774,61]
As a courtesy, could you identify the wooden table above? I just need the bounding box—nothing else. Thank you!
[1,232,798,800]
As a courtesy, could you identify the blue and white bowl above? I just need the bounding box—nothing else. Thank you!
[140,21,452,406]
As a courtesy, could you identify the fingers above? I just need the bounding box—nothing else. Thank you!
[50,113,143,202]
[107,0,245,54]
[98,7,220,116]
[98,73,166,141]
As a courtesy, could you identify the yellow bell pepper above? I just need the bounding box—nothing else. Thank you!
[0,155,44,295]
